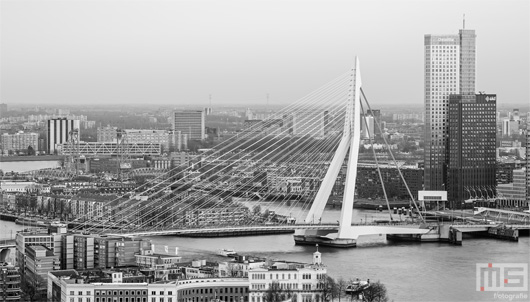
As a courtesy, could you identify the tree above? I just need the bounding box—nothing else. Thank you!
[318,276,340,302]
[362,281,389,302]
[263,282,285,302]
[27,145,36,155]
[252,204,262,215]
[336,277,348,302]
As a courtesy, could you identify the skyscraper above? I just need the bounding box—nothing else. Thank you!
[424,26,476,190]
[47,118,80,154]
[526,118,530,207]
[526,120,529,208]
[173,110,205,140]
[447,93,497,205]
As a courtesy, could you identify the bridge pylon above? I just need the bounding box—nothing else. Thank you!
[295,57,364,247]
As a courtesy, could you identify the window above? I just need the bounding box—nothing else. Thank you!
[71,292,75,296]
[87,292,92,296]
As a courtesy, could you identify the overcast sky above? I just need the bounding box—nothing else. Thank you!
[1,0,528,107]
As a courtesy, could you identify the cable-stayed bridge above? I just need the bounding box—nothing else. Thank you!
[66,58,524,247]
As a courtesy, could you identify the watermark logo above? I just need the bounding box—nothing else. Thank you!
[476,263,528,292]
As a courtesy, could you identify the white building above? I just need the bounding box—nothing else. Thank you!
[47,118,80,154]
[248,247,327,302]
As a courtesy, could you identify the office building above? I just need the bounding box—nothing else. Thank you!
[497,168,527,208]
[361,115,375,139]
[1,132,39,153]
[526,121,529,207]
[25,245,60,293]
[424,26,476,190]
[447,94,497,205]
[47,118,80,154]
[97,127,172,151]
[173,110,205,140]
[1,263,21,301]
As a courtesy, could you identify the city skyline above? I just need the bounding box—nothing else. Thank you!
[1,0,529,107]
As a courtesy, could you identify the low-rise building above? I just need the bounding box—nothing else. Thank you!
[248,247,327,302]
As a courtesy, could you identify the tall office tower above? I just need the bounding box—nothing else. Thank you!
[47,118,80,154]
[0,103,7,118]
[424,26,476,190]
[447,94,497,205]
[367,109,382,138]
[526,120,529,208]
[173,110,205,140]
[361,115,375,139]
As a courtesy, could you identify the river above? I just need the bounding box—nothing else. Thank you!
[3,204,529,301]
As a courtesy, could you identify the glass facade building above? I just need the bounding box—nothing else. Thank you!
[447,94,497,205]
[424,28,476,191]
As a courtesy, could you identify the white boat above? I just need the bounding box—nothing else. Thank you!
[217,248,237,257]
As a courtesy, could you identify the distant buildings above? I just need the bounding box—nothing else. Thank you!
[424,26,476,191]
[97,126,172,151]
[47,118,80,155]
[355,163,424,200]
[173,110,205,140]
[292,109,329,138]
[0,103,7,119]
[447,94,497,204]
[1,131,39,154]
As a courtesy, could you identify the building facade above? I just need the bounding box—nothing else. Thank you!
[424,28,476,191]
[526,120,530,208]
[497,168,527,208]
[47,118,80,154]
[447,94,497,205]
[173,111,205,140]
[1,132,39,154]
[248,249,327,302]
[97,127,172,151]
[1,263,21,301]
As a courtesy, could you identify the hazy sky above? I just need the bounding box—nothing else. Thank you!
[1,0,529,107]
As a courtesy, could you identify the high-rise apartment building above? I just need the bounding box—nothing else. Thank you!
[447,94,497,205]
[1,131,39,153]
[173,111,205,140]
[424,27,476,190]
[47,118,80,154]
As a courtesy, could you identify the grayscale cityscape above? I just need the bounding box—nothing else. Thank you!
[0,0,529,301]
